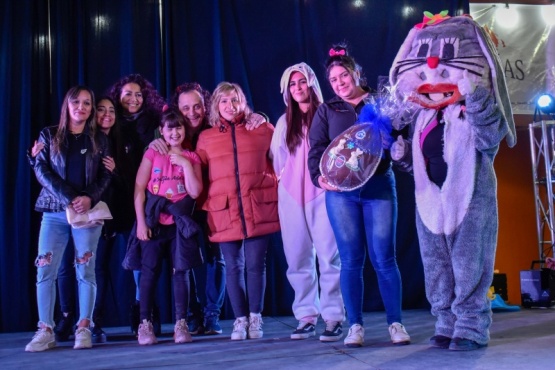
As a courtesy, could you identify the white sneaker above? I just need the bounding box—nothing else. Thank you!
[174,319,192,344]
[344,324,365,348]
[138,319,158,345]
[25,327,56,352]
[248,313,263,339]
[231,317,248,340]
[389,322,411,345]
[73,327,92,349]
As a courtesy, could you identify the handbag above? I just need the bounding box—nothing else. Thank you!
[66,201,113,229]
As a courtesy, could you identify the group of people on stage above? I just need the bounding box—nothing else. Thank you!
[25,43,414,353]
[26,9,515,354]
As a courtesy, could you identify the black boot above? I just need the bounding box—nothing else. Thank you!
[187,312,205,335]
[54,312,74,342]
[92,310,107,344]
[152,304,162,336]
[129,300,140,335]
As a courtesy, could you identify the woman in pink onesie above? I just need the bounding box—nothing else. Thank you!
[270,63,344,342]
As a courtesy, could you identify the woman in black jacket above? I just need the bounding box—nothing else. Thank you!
[308,45,410,348]
[108,74,165,335]
[25,86,112,352]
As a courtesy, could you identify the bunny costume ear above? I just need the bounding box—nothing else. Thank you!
[473,21,516,147]
[280,62,324,106]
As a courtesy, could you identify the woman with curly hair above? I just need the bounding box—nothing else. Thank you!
[108,73,165,335]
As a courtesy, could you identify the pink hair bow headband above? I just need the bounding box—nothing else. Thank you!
[329,48,346,57]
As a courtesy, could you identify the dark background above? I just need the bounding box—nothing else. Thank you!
[0,0,468,332]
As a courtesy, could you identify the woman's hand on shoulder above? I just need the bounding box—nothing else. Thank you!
[31,140,45,157]
[149,138,169,154]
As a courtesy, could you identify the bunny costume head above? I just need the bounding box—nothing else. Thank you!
[390,13,515,146]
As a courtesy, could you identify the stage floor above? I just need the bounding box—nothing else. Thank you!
[1,308,554,369]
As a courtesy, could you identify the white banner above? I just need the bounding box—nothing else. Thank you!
[470,4,555,114]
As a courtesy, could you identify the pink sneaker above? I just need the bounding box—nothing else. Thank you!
[138,319,158,345]
[174,319,192,344]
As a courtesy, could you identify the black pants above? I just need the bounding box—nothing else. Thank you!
[219,234,270,317]
[139,224,189,322]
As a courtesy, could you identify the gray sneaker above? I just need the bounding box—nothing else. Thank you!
[25,327,56,352]
[73,327,92,349]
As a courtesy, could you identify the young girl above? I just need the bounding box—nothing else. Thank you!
[195,82,279,341]
[132,107,203,345]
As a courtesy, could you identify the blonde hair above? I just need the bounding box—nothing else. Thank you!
[208,82,252,127]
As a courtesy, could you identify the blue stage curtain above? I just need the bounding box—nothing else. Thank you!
[0,0,467,332]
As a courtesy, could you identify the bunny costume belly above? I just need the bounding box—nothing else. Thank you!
[413,88,507,344]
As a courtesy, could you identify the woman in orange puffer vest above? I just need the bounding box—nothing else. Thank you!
[195,82,279,342]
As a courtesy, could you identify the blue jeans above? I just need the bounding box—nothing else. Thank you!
[325,169,402,326]
[188,211,226,318]
[35,211,101,328]
[189,242,226,317]
[57,239,76,314]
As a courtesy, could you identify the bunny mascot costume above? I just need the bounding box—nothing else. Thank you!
[270,63,345,341]
[389,12,516,350]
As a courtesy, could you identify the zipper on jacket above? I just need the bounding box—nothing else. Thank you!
[230,124,248,238]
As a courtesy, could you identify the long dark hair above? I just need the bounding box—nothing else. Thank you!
[96,96,124,166]
[325,43,366,87]
[53,85,97,154]
[285,87,320,154]
[107,73,165,117]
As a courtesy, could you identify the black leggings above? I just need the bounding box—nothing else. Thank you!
[139,224,189,322]
[219,235,270,317]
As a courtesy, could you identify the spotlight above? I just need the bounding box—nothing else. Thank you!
[534,94,555,122]
[538,94,555,113]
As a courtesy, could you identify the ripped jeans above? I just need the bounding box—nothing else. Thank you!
[35,211,101,329]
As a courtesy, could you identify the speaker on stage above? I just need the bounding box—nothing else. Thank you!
[520,261,555,308]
